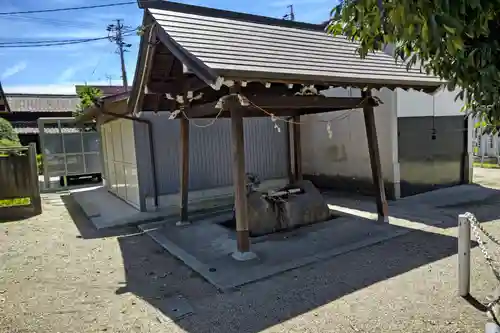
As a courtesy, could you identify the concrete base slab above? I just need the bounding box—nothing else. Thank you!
[175,221,191,227]
[231,251,258,261]
[136,186,493,291]
[139,202,448,291]
[71,186,233,229]
[161,295,193,321]
[397,184,500,209]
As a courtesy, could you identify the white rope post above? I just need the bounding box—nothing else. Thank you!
[486,322,500,333]
[458,213,471,297]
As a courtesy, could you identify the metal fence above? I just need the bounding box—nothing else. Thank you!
[473,132,500,165]
[38,117,101,189]
[0,143,42,219]
[458,213,500,332]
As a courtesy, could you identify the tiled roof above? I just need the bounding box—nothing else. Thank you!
[12,121,81,134]
[142,1,443,91]
[75,85,131,97]
[6,94,79,113]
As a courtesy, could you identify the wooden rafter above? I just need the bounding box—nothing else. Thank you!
[140,93,380,117]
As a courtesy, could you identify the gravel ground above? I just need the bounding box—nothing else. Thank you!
[1,169,500,333]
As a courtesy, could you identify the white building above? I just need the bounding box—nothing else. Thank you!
[302,87,472,198]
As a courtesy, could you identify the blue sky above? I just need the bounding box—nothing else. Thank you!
[0,0,334,95]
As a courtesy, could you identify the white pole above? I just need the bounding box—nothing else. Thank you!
[485,322,500,333]
[458,214,471,297]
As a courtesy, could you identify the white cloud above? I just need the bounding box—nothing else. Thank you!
[3,80,124,95]
[57,67,79,82]
[1,61,28,80]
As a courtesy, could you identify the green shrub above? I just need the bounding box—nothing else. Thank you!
[36,154,43,174]
[0,117,19,143]
[0,138,19,148]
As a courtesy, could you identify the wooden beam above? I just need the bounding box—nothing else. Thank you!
[129,25,157,114]
[188,95,375,111]
[362,90,389,220]
[147,74,207,94]
[229,96,255,260]
[181,95,376,118]
[178,116,190,225]
[292,115,302,182]
[244,95,375,110]
[141,94,379,119]
[184,107,365,119]
[142,94,176,112]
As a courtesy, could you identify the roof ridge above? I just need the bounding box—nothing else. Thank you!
[6,94,79,98]
[139,0,326,32]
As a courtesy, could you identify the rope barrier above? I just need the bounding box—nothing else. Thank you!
[458,212,500,329]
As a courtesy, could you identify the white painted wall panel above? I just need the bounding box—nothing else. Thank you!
[301,87,396,183]
[100,119,140,209]
[397,87,465,117]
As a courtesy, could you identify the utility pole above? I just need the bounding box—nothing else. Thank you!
[105,74,113,86]
[107,19,131,91]
[283,5,295,21]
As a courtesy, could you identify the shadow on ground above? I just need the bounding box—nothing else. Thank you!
[0,205,41,222]
[326,184,500,229]
[62,193,482,333]
[61,194,138,239]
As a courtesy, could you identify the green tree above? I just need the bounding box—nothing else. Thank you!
[328,0,500,127]
[0,117,19,147]
[74,85,102,117]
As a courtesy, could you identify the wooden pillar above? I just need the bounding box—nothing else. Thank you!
[28,143,42,215]
[362,90,389,221]
[292,115,302,182]
[286,119,294,184]
[178,116,190,225]
[230,106,256,261]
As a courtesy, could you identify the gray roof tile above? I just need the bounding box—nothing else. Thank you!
[6,94,79,112]
[12,121,81,134]
[146,4,443,90]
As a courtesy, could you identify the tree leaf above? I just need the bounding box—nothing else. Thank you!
[327,0,500,123]
[443,24,455,34]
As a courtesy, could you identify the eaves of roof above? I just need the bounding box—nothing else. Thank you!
[139,0,444,93]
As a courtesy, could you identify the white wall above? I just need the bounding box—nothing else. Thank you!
[101,119,141,209]
[301,87,397,184]
[397,87,465,117]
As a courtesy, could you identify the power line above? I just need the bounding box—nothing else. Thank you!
[0,37,108,45]
[0,27,137,45]
[0,1,136,16]
[0,14,102,29]
[0,32,136,48]
[91,48,116,77]
[0,38,109,48]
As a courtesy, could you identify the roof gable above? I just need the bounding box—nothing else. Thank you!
[0,81,9,112]
[141,1,443,92]
[5,94,79,113]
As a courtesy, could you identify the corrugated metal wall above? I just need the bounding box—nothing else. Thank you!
[134,112,288,199]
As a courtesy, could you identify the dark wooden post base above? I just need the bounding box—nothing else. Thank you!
[362,90,389,221]
[177,116,190,226]
[230,105,256,261]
